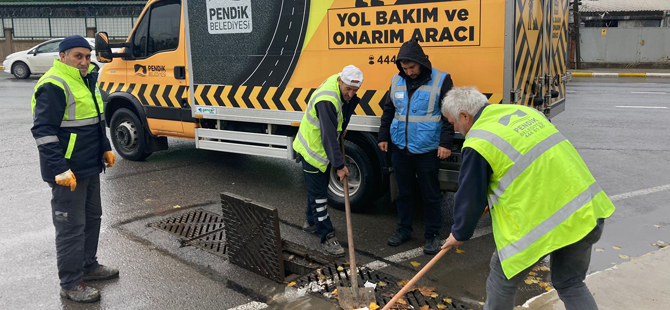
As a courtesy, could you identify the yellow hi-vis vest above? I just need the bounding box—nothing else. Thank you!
[463,104,615,279]
[31,59,104,126]
[293,74,343,172]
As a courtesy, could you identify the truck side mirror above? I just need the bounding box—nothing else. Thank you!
[95,32,113,63]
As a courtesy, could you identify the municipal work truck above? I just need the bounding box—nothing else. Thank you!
[95,0,569,211]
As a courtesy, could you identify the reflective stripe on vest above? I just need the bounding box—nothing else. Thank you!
[462,104,615,279]
[296,130,329,166]
[498,182,603,261]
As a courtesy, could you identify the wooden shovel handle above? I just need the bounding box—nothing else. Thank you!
[381,246,452,310]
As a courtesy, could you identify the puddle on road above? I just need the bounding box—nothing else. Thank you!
[265,286,339,310]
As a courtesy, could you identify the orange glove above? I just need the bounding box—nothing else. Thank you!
[104,151,116,168]
[55,169,77,191]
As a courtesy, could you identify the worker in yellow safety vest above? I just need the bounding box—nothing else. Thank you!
[292,65,363,257]
[30,35,119,303]
[440,87,615,310]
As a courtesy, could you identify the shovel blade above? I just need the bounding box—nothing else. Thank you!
[337,286,376,310]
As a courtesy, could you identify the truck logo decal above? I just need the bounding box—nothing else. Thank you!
[207,0,253,34]
[134,64,147,76]
[197,107,216,114]
[328,0,481,49]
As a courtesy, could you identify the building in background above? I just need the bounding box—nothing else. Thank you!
[571,0,670,68]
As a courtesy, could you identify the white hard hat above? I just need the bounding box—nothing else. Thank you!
[340,65,363,87]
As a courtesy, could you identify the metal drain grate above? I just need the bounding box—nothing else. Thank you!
[221,192,284,283]
[149,209,225,242]
[186,229,227,257]
[295,263,472,309]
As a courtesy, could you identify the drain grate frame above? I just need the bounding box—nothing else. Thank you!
[295,263,473,309]
[149,209,225,242]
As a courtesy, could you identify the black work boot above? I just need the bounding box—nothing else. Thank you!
[60,282,100,303]
[387,231,411,247]
[83,265,119,282]
[321,232,345,257]
[423,236,442,255]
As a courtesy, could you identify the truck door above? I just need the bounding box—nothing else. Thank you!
[127,0,187,134]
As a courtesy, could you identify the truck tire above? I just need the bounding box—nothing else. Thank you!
[110,108,152,161]
[327,140,374,212]
[12,62,30,79]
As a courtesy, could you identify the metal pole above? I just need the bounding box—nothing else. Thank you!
[573,0,581,69]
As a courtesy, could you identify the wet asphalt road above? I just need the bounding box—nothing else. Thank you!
[1,72,669,309]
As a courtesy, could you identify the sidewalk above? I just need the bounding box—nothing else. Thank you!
[570,68,670,77]
[516,246,670,310]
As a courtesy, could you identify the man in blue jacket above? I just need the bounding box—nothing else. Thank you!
[378,40,455,255]
[31,36,119,303]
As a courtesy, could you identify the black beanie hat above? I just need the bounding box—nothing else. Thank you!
[59,35,92,53]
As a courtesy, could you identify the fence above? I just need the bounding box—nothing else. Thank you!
[581,27,670,67]
[5,17,139,40]
[0,5,144,39]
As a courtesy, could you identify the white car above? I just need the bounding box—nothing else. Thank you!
[3,37,106,79]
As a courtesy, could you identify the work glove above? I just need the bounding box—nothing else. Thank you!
[104,151,116,168]
[55,169,77,191]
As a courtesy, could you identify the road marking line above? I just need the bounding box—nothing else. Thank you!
[269,70,273,77]
[274,60,279,66]
[614,106,667,109]
[280,47,284,55]
[289,21,292,29]
[630,91,668,94]
[609,184,670,202]
[229,301,268,310]
[279,1,307,87]
[262,80,266,86]
[292,7,294,15]
[239,0,285,86]
[285,34,289,42]
[364,226,493,271]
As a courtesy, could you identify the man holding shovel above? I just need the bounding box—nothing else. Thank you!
[440,87,615,310]
[293,65,363,257]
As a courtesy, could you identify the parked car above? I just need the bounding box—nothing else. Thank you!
[3,37,106,79]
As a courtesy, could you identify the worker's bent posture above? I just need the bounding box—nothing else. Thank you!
[441,87,615,310]
[293,65,363,257]
[31,35,119,303]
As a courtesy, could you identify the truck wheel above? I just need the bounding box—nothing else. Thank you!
[110,108,151,161]
[12,62,30,79]
[327,140,374,212]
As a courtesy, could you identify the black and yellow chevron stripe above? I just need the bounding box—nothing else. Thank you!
[99,82,502,116]
[192,84,503,116]
[99,82,189,108]
[514,0,545,107]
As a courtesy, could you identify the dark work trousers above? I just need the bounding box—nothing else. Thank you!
[302,160,335,243]
[392,149,442,240]
[49,175,102,289]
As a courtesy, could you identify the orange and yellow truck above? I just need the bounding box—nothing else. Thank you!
[95,0,569,211]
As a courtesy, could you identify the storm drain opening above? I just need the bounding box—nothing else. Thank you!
[294,263,473,309]
[149,209,227,255]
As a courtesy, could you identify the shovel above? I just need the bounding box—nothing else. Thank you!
[381,246,452,310]
[337,138,376,310]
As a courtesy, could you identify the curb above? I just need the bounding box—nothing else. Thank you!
[0,65,4,70]
[571,72,670,77]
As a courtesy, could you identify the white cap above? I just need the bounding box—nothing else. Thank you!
[340,65,363,87]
